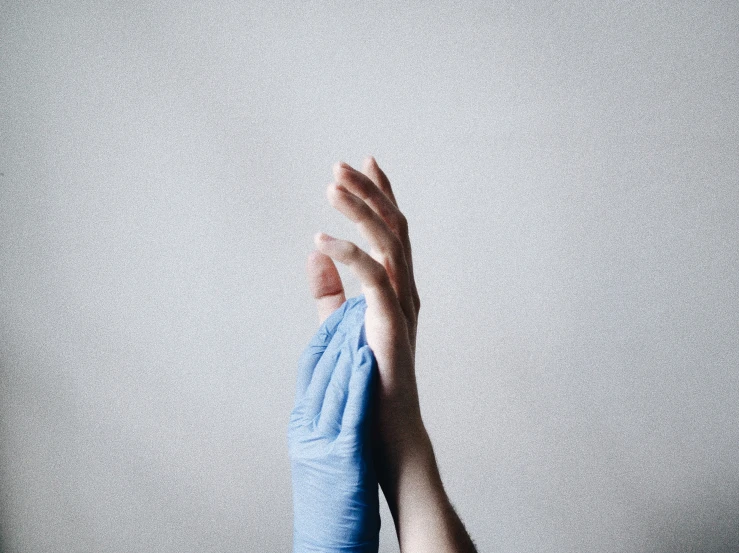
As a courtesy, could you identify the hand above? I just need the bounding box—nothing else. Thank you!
[307,157,423,450]
[288,296,380,553]
[306,158,477,553]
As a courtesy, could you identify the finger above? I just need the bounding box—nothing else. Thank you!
[316,345,353,438]
[294,302,346,407]
[334,162,402,239]
[361,158,420,316]
[325,182,416,326]
[361,156,397,207]
[300,336,342,424]
[306,250,346,324]
[313,232,406,337]
[340,345,375,438]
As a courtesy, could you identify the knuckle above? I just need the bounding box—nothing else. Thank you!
[353,176,373,197]
[357,201,374,220]
[345,242,360,258]
[405,304,417,325]
[371,262,391,287]
[395,213,409,235]
[383,233,404,259]
[376,202,394,223]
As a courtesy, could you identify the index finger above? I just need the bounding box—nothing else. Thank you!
[294,298,347,405]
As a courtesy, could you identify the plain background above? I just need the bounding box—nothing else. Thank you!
[1,1,738,552]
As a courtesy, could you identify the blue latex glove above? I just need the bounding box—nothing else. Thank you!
[288,295,381,553]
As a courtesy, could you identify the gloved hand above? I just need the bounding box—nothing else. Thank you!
[288,295,381,553]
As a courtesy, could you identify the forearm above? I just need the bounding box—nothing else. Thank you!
[377,426,477,553]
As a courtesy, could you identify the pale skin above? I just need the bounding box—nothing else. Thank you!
[306,157,477,553]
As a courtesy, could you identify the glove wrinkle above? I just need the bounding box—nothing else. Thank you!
[289,295,380,553]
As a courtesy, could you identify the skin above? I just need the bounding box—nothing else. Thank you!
[306,157,477,553]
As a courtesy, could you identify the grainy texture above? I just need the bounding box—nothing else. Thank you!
[1,1,738,552]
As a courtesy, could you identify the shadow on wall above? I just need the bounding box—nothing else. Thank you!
[648,486,739,553]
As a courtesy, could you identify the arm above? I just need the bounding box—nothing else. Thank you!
[306,157,477,553]
[374,424,476,553]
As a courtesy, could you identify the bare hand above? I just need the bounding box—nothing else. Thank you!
[306,157,423,446]
[305,158,477,552]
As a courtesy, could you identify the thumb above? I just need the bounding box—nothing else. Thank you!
[306,250,346,324]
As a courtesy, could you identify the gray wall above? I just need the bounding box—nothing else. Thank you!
[2,1,738,552]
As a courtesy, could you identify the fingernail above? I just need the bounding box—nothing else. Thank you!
[315,232,335,243]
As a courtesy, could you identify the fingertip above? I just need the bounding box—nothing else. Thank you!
[361,156,373,174]
[306,249,335,281]
[314,232,335,248]
[333,161,353,179]
[306,248,325,267]
[326,182,350,204]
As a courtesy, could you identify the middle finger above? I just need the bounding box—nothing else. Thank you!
[326,183,416,326]
[333,162,405,241]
